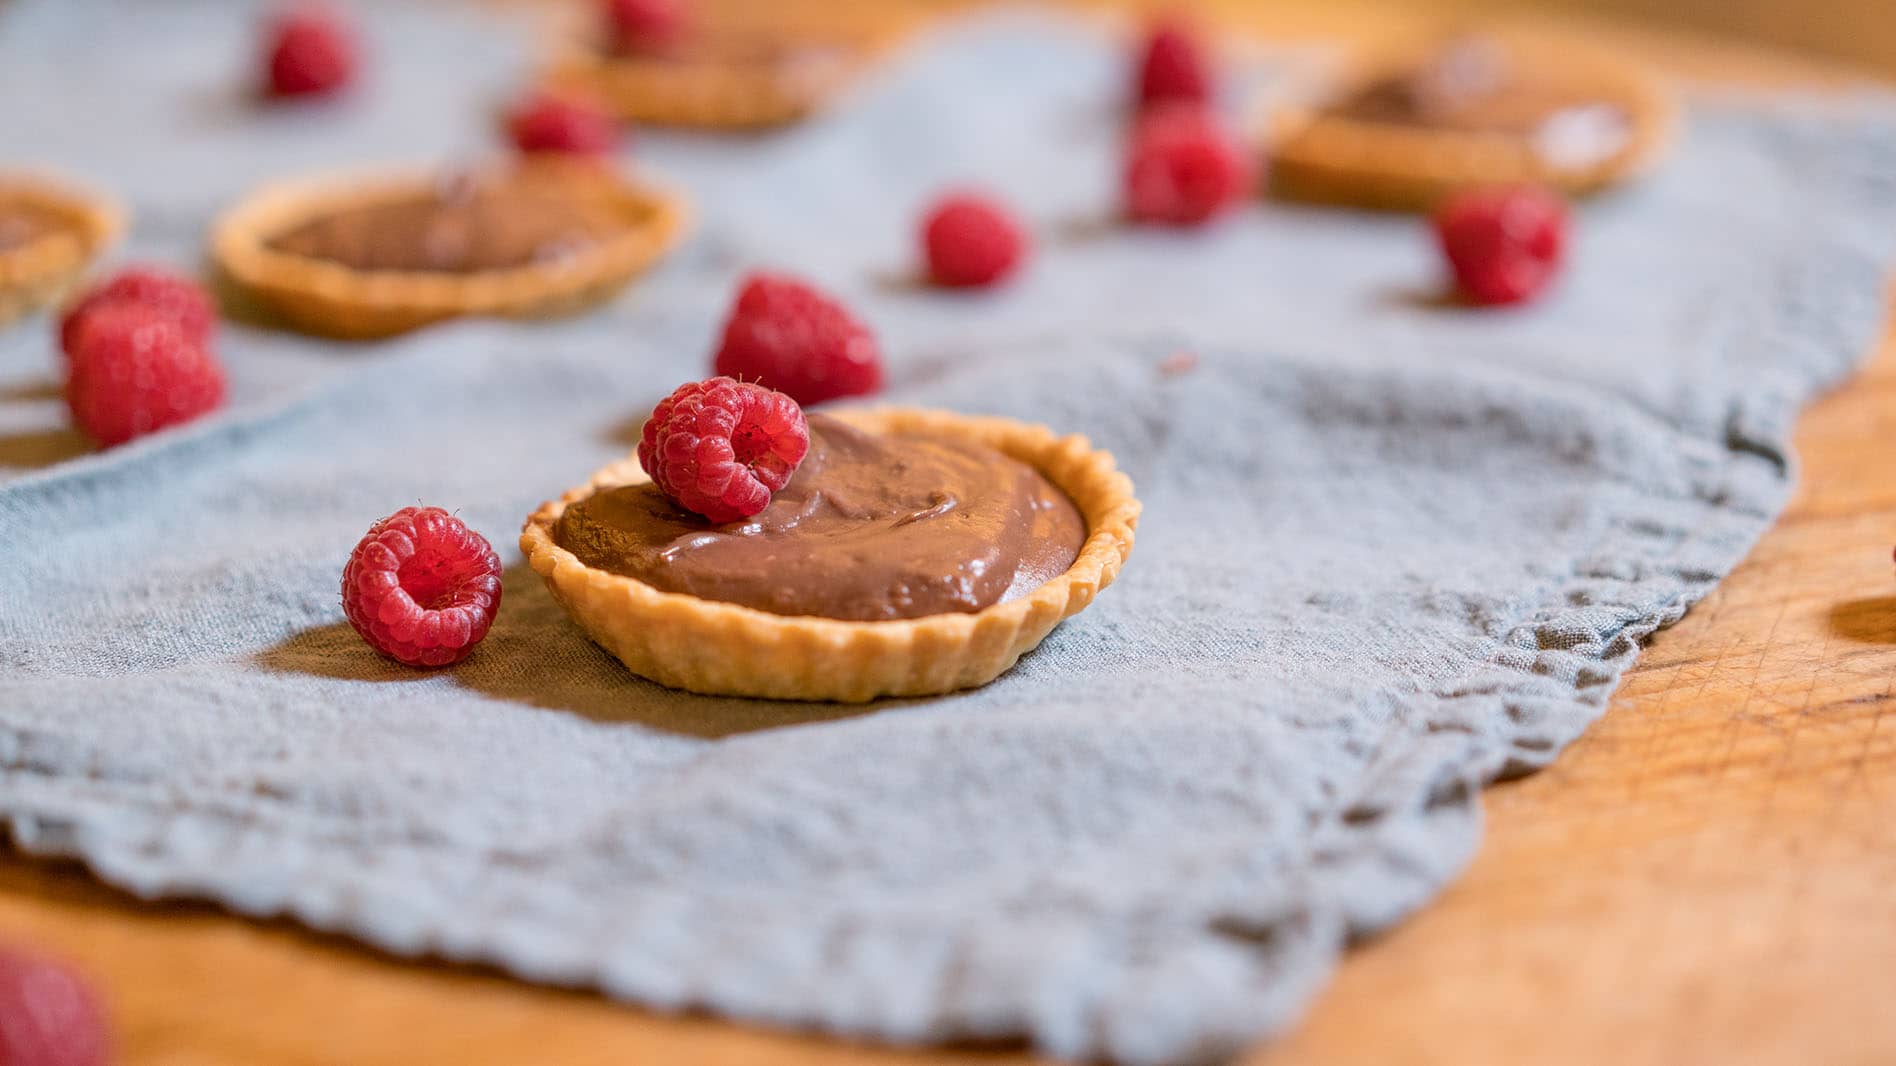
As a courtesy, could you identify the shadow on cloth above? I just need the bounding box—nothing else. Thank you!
[254,563,890,739]
[0,426,92,468]
[1826,596,1896,645]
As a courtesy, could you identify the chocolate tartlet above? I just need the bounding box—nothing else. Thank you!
[212,160,687,338]
[1269,35,1674,210]
[545,4,912,130]
[0,172,123,329]
[522,409,1138,701]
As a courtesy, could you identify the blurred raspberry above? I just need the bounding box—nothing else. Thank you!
[921,191,1027,289]
[66,304,226,447]
[59,266,217,360]
[603,0,684,55]
[264,5,357,98]
[712,273,883,406]
[639,376,809,523]
[1433,184,1569,306]
[506,89,621,157]
[1134,19,1211,108]
[0,945,110,1066]
[1124,104,1251,226]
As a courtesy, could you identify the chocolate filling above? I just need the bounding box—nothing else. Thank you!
[266,175,625,273]
[1330,39,1631,165]
[555,414,1088,621]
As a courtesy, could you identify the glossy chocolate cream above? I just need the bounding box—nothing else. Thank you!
[555,415,1088,621]
[266,175,626,273]
[1332,40,1631,165]
[0,201,66,253]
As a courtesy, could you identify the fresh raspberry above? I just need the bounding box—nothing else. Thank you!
[712,273,883,406]
[263,6,357,99]
[921,192,1028,289]
[1134,20,1211,108]
[1124,104,1251,226]
[639,377,809,524]
[1433,184,1569,306]
[66,304,226,448]
[341,507,503,668]
[506,90,621,158]
[0,945,110,1066]
[603,0,684,55]
[59,266,217,360]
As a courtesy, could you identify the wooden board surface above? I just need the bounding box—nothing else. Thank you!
[4,6,1894,1066]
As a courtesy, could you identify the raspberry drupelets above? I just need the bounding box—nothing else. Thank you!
[263,6,357,99]
[604,0,684,55]
[712,273,883,406]
[1124,104,1251,226]
[921,192,1028,289]
[342,507,503,668]
[507,90,621,157]
[1432,184,1569,306]
[65,304,226,447]
[0,945,111,1066]
[1133,19,1211,109]
[639,377,809,523]
[59,266,217,359]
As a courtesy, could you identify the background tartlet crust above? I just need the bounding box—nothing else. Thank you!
[1266,35,1677,211]
[0,172,124,328]
[520,408,1140,702]
[210,161,689,339]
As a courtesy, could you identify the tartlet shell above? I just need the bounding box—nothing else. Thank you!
[210,162,689,339]
[1266,37,1677,211]
[542,2,920,130]
[520,408,1141,702]
[0,172,124,328]
[547,45,867,130]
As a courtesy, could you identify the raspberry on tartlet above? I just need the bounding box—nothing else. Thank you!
[506,89,621,158]
[1432,184,1570,306]
[1124,104,1251,226]
[0,944,110,1066]
[603,0,684,55]
[712,273,883,406]
[921,191,1028,289]
[263,5,357,99]
[341,507,503,668]
[59,265,217,360]
[1133,19,1212,108]
[66,303,226,447]
[639,377,809,523]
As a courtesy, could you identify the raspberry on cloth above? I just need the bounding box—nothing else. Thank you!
[65,303,225,447]
[341,507,503,668]
[920,191,1028,289]
[711,272,883,406]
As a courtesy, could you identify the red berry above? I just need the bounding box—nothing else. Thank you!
[1134,20,1211,108]
[639,377,809,523]
[921,192,1028,289]
[264,6,356,98]
[506,90,621,157]
[712,273,883,406]
[603,0,683,54]
[59,266,217,360]
[1124,104,1251,226]
[0,945,110,1066]
[66,304,225,448]
[1433,184,1569,306]
[341,507,503,668]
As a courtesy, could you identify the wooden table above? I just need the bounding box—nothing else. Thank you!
[5,7,1892,1065]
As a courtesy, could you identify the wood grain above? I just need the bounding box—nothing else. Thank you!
[4,6,1894,1065]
